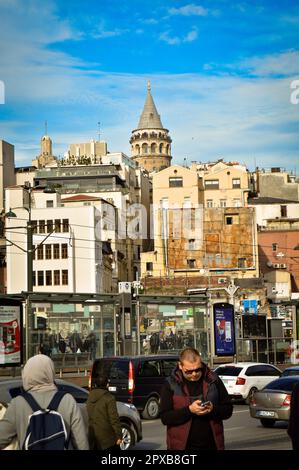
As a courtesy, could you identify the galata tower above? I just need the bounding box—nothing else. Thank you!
[130,81,172,173]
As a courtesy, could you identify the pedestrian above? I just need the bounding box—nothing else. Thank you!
[87,373,123,451]
[160,347,233,450]
[0,354,89,450]
[287,380,299,450]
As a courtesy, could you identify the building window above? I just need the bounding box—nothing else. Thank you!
[54,219,61,232]
[46,200,54,208]
[37,271,44,286]
[54,270,60,286]
[280,205,287,217]
[169,177,183,187]
[238,258,246,269]
[62,219,69,232]
[33,271,36,286]
[146,262,153,271]
[187,259,196,269]
[39,220,45,233]
[225,214,239,225]
[32,221,38,234]
[207,199,213,208]
[45,270,52,286]
[233,199,241,207]
[188,239,196,250]
[272,243,278,252]
[47,220,53,233]
[37,245,43,260]
[45,244,52,259]
[62,270,68,285]
[205,179,219,190]
[220,199,227,208]
[53,244,60,259]
[83,202,91,206]
[61,244,68,259]
[232,178,241,188]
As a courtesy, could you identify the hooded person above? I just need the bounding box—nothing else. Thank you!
[87,373,123,451]
[0,354,89,450]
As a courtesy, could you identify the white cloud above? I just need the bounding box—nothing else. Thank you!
[159,29,198,45]
[0,0,297,171]
[239,50,299,77]
[159,31,181,45]
[169,4,208,16]
[184,29,198,42]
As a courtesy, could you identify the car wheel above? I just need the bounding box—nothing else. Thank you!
[260,418,276,428]
[245,387,258,405]
[141,397,160,420]
[120,423,135,450]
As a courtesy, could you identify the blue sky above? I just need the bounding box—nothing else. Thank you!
[0,0,299,172]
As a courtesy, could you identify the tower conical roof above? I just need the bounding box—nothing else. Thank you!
[137,81,163,129]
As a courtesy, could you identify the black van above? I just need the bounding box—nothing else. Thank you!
[89,354,179,419]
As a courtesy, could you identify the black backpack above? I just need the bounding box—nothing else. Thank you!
[22,391,68,450]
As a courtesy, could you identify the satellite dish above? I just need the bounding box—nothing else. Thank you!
[266,261,272,268]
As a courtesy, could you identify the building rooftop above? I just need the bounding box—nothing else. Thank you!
[137,81,163,130]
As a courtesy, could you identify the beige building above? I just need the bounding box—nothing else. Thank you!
[65,140,108,164]
[190,159,249,208]
[32,132,57,168]
[141,164,258,279]
[130,82,172,174]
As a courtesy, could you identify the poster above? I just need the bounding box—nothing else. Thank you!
[0,299,23,366]
[213,303,236,356]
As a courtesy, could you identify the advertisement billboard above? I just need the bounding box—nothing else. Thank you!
[213,303,236,356]
[0,298,23,366]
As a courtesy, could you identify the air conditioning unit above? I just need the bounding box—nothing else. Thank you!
[279,264,287,268]
[273,263,280,268]
[146,271,153,277]
[218,277,227,284]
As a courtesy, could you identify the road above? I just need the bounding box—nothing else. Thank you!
[134,404,292,450]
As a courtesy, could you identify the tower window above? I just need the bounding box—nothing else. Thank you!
[142,143,148,154]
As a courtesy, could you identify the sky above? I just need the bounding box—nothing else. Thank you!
[0,0,299,172]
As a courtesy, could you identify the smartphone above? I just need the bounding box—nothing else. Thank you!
[200,400,212,408]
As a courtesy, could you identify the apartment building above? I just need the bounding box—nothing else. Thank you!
[141,165,258,279]
[5,186,113,294]
[190,159,250,208]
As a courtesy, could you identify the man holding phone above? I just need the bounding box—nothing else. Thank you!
[160,347,233,450]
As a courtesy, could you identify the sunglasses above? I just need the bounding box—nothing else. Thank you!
[182,367,203,375]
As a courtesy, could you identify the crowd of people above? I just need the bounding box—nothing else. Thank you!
[39,329,97,361]
[0,347,299,451]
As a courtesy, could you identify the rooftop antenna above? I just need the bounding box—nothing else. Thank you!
[147,80,151,92]
[45,120,48,135]
[97,121,101,142]
[183,157,187,168]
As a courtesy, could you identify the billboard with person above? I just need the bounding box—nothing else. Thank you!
[0,298,23,366]
[213,303,236,356]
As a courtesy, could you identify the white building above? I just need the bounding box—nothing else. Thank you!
[5,186,113,294]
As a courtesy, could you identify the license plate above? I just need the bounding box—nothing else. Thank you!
[108,386,117,392]
[257,410,275,417]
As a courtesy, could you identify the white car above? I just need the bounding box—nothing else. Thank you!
[214,362,282,404]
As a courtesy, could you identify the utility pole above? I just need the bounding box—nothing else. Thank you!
[133,273,141,355]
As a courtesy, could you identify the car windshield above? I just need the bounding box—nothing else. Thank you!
[215,367,242,376]
[95,359,128,379]
[282,370,299,377]
[264,378,299,392]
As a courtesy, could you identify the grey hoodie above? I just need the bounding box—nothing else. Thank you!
[0,354,89,450]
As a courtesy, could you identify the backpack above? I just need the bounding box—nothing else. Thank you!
[22,391,68,450]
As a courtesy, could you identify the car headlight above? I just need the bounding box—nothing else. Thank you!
[123,403,137,411]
